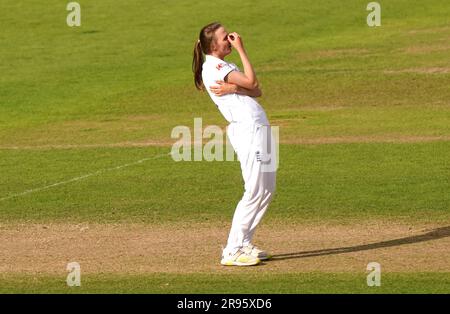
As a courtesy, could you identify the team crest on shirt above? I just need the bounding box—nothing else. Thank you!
[216,63,226,70]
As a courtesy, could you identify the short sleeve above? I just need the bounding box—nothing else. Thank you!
[215,62,236,81]
[229,63,240,72]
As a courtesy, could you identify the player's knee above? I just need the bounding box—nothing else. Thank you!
[242,190,264,204]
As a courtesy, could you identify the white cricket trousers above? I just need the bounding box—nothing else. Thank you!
[224,122,277,254]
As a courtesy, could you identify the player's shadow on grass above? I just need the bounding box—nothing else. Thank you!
[270,226,450,261]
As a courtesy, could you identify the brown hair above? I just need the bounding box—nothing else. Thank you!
[192,22,222,90]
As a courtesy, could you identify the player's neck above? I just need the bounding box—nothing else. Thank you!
[210,52,225,61]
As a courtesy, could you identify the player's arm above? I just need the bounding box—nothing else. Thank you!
[225,32,259,89]
[236,85,262,97]
[209,80,262,97]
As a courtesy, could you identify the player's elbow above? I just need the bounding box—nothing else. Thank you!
[243,77,259,90]
[241,80,258,90]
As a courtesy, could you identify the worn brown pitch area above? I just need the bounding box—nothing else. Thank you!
[0,221,449,275]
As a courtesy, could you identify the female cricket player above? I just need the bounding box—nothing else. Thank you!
[192,22,277,266]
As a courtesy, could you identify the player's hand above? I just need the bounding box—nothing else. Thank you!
[209,80,238,96]
[227,32,244,50]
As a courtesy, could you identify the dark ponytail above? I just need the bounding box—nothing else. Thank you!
[192,22,222,91]
[193,40,204,90]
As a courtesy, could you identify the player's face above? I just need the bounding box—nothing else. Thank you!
[212,27,232,58]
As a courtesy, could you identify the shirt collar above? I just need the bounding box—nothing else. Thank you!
[205,54,225,63]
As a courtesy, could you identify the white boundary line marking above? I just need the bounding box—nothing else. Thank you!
[0,152,173,202]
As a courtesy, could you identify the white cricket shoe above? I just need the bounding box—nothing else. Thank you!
[242,244,272,261]
[220,249,261,266]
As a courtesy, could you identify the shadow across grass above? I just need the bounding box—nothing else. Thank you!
[270,226,450,261]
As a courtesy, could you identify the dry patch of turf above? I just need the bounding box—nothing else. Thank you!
[407,26,450,34]
[280,135,450,144]
[1,135,450,150]
[314,48,371,58]
[399,44,450,54]
[384,67,450,74]
[259,49,372,72]
[0,141,173,150]
[0,221,448,275]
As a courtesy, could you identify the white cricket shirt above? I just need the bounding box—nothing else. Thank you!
[202,54,269,125]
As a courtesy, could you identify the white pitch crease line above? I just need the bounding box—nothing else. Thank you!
[0,152,173,202]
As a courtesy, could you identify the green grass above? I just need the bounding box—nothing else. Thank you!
[1,143,449,224]
[1,272,449,293]
[1,0,449,146]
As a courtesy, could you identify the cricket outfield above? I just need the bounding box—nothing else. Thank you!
[0,0,449,293]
